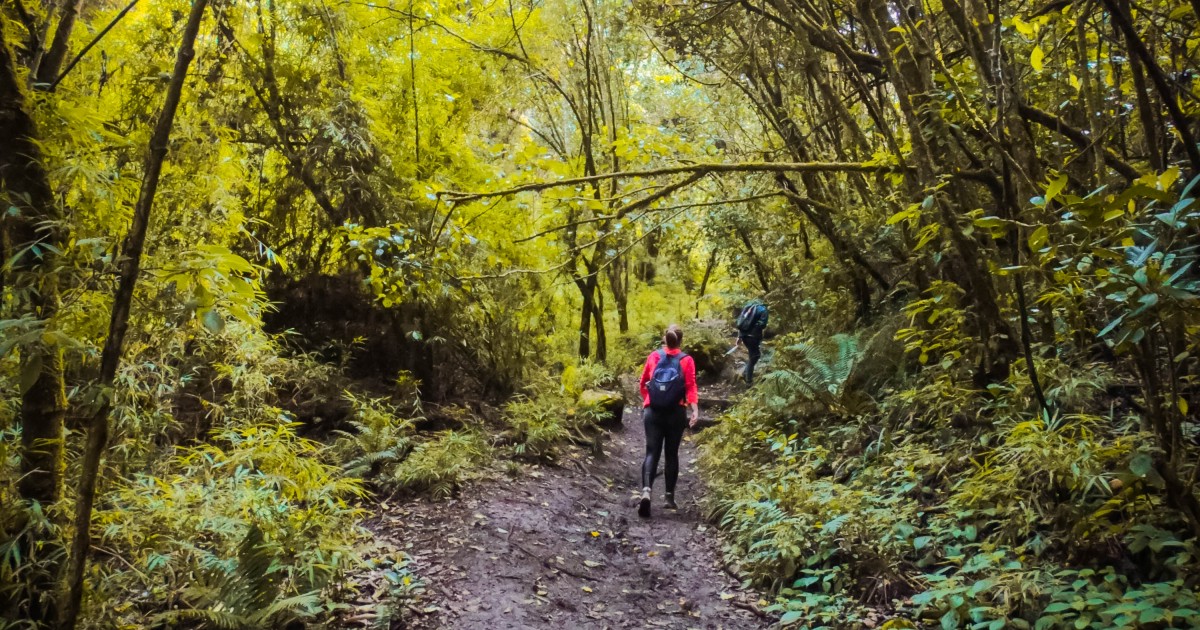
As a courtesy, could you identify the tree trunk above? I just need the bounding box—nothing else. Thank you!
[576,274,594,359]
[0,20,68,628]
[696,247,718,318]
[593,277,607,363]
[736,226,771,294]
[1127,31,1165,172]
[858,0,1016,381]
[60,1,210,626]
[606,256,629,334]
[35,0,86,86]
[1104,0,1200,173]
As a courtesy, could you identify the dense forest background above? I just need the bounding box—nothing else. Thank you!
[2,0,1200,627]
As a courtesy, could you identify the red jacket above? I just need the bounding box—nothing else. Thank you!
[638,347,699,407]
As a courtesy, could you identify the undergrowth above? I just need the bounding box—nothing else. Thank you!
[503,360,619,459]
[699,315,1200,629]
[89,421,365,628]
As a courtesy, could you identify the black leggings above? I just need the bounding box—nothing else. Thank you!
[743,334,762,384]
[642,406,688,493]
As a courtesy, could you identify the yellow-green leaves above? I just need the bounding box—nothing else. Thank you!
[1045,173,1068,203]
[1030,44,1045,72]
[1010,13,1047,72]
[886,201,922,227]
[1011,14,1037,37]
[1027,225,1049,251]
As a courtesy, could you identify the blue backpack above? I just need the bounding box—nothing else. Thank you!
[736,303,766,334]
[648,349,688,409]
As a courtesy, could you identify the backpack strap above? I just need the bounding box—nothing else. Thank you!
[658,348,684,368]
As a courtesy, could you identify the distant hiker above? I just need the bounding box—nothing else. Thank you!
[735,299,769,385]
[636,324,699,518]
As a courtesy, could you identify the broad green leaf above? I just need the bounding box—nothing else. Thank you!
[1130,453,1153,477]
[1028,225,1049,250]
[201,310,225,334]
[780,610,805,625]
[1045,174,1067,202]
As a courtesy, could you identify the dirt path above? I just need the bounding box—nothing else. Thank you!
[361,401,771,629]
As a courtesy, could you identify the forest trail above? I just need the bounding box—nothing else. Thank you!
[360,398,770,629]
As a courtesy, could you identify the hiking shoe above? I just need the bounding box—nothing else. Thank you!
[638,487,651,518]
[664,493,678,510]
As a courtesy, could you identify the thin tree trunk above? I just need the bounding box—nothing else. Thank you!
[1129,42,1165,172]
[1105,0,1200,173]
[0,20,68,628]
[858,0,1016,381]
[736,226,771,294]
[35,0,86,86]
[60,1,209,626]
[50,0,140,90]
[1074,11,1105,184]
[576,274,594,359]
[22,0,60,74]
[593,278,607,363]
[607,256,629,334]
[696,248,718,318]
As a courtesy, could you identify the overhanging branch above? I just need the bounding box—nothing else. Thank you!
[1017,104,1140,180]
[513,191,780,243]
[440,161,909,203]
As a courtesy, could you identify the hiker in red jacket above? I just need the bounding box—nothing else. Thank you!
[636,324,699,518]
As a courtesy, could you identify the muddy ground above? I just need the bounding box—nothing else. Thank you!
[353,396,771,630]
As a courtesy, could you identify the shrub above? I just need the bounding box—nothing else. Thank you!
[331,392,418,480]
[698,317,1200,628]
[89,421,365,627]
[391,429,492,499]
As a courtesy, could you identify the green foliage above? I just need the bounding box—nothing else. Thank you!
[560,360,616,396]
[362,553,425,630]
[505,393,573,458]
[701,316,1200,628]
[1035,569,1200,629]
[332,392,418,480]
[504,365,620,459]
[391,429,492,500]
[153,525,322,629]
[90,422,364,627]
[759,333,870,416]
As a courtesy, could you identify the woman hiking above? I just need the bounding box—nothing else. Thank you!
[636,324,699,518]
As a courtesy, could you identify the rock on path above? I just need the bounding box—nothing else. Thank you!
[362,403,770,629]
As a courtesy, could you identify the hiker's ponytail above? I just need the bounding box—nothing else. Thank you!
[664,324,683,349]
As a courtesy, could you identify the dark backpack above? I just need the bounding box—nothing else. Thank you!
[647,349,688,409]
[736,303,764,334]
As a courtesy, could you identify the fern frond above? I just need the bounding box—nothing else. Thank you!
[156,607,246,629]
[232,524,279,612]
[259,591,322,619]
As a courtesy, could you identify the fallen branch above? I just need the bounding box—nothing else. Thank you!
[731,598,774,621]
[508,540,600,582]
